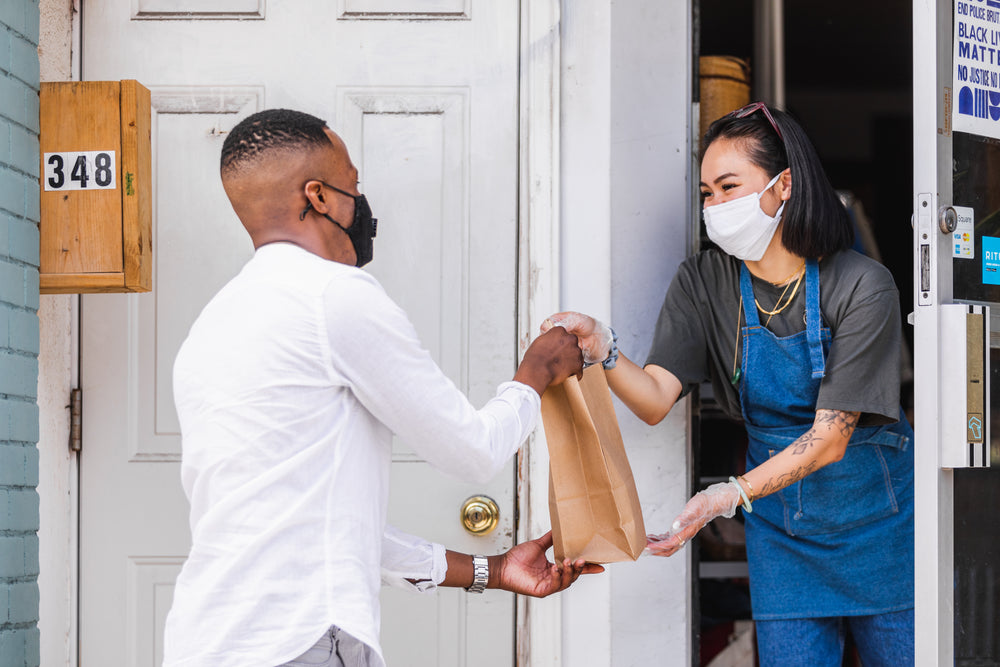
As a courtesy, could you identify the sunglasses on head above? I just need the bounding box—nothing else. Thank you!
[725,102,783,143]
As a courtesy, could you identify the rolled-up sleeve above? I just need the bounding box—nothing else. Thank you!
[380,524,448,593]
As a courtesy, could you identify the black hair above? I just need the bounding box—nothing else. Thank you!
[701,105,853,258]
[220,108,333,175]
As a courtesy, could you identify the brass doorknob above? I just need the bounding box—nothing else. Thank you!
[460,496,499,535]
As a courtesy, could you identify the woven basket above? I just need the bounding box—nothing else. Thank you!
[699,56,751,151]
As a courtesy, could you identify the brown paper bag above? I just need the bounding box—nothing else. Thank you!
[540,364,646,563]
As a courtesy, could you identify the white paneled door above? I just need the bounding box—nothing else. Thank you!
[80,3,520,666]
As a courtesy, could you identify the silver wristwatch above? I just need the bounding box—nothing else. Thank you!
[466,555,489,594]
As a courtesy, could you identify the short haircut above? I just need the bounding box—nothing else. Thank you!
[702,106,853,258]
[220,109,333,176]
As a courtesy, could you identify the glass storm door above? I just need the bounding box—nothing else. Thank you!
[914,0,1000,663]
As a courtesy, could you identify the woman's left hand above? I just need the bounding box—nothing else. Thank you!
[646,481,741,557]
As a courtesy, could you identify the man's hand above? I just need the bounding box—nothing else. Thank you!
[645,481,741,557]
[541,311,614,365]
[513,327,584,395]
[491,531,604,597]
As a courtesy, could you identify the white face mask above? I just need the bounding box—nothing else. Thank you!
[703,171,785,261]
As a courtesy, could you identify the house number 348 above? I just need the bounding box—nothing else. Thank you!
[43,150,117,191]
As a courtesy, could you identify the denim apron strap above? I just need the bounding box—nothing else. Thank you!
[804,259,825,379]
[739,262,762,328]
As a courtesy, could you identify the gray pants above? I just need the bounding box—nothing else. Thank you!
[276,626,376,667]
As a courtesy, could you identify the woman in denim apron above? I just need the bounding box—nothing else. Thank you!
[543,103,914,666]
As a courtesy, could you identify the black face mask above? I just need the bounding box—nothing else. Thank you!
[300,181,378,267]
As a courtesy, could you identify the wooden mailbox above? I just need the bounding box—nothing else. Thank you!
[39,80,152,293]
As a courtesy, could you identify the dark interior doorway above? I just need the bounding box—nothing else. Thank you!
[694,3,913,665]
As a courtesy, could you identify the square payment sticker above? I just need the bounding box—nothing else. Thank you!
[953,206,974,259]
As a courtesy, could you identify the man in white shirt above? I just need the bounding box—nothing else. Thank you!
[163,108,600,667]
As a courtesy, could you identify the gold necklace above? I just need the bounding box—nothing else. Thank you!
[768,260,806,287]
[754,272,799,317]
[754,264,804,325]
[730,297,743,386]
[732,261,806,387]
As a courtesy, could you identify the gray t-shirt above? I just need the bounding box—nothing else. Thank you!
[645,249,901,426]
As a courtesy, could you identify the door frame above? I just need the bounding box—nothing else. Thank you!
[912,0,956,663]
[516,1,563,664]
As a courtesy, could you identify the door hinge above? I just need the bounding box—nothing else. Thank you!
[69,388,82,453]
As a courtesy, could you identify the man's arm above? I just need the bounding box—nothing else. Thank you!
[439,532,603,597]
[324,276,582,485]
[383,526,602,597]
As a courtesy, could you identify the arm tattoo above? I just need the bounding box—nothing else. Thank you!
[758,460,819,496]
[815,409,860,439]
[787,410,859,456]
[756,410,859,496]
[789,427,823,456]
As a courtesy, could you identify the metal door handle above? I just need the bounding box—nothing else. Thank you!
[939,205,957,234]
[460,496,499,535]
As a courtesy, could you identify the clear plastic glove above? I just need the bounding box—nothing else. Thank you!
[540,311,614,365]
[645,481,741,557]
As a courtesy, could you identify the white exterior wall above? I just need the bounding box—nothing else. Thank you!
[561,2,693,664]
[608,3,693,663]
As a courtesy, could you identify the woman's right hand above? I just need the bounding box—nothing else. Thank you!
[544,311,684,427]
[541,311,613,365]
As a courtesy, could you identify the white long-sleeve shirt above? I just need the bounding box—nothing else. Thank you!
[163,243,540,667]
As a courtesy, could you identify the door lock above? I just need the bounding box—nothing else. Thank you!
[939,205,958,234]
[460,496,499,535]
